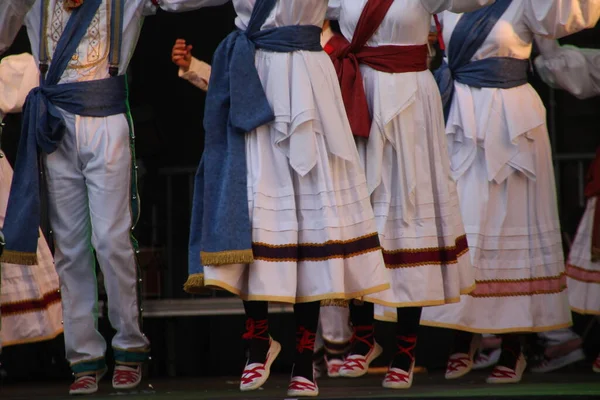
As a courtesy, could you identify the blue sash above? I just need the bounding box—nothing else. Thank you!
[186,0,322,290]
[1,0,128,264]
[434,0,528,120]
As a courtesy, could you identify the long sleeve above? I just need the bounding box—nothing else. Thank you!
[326,0,341,20]
[179,56,211,92]
[524,0,600,39]
[420,0,495,14]
[0,0,36,55]
[0,53,39,119]
[534,37,600,99]
[156,0,229,12]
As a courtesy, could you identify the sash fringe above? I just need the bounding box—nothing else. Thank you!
[0,250,38,265]
[200,249,254,266]
[183,273,208,294]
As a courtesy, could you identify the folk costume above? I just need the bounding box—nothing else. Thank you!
[325,0,494,389]
[0,0,221,394]
[176,21,355,381]
[532,38,600,374]
[0,53,63,354]
[184,0,390,396]
[419,0,600,384]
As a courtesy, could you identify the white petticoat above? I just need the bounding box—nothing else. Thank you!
[418,83,572,333]
[0,154,63,349]
[204,50,390,303]
[565,197,600,315]
[353,68,475,309]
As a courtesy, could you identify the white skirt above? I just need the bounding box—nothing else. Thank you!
[419,84,572,332]
[204,50,390,303]
[565,197,600,315]
[355,69,474,309]
[1,154,63,348]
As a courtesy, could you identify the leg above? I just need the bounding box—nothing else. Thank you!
[349,300,375,355]
[445,330,480,380]
[531,328,585,373]
[44,127,106,395]
[81,113,149,389]
[292,301,321,380]
[242,300,270,363]
[320,303,352,360]
[473,334,502,370]
[391,307,422,371]
[339,301,382,378]
[240,300,281,391]
[288,301,320,397]
[486,334,527,384]
[319,302,352,378]
[382,307,422,389]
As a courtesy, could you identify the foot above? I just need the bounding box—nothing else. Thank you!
[486,353,527,384]
[69,368,107,395]
[445,335,480,379]
[530,348,585,373]
[593,353,600,373]
[326,357,345,378]
[382,361,414,389]
[339,341,382,378]
[473,348,501,370]
[240,337,281,391]
[287,375,319,397]
[112,364,142,390]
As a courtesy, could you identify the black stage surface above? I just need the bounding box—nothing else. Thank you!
[1,370,599,400]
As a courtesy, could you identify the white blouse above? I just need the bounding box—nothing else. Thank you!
[534,37,600,100]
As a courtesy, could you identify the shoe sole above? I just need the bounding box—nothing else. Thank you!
[486,355,527,384]
[240,339,281,391]
[382,362,415,390]
[339,342,383,378]
[287,389,319,397]
[69,387,98,395]
[531,349,586,373]
[445,335,481,380]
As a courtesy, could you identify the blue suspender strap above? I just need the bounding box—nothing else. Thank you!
[38,0,49,80]
[108,0,124,76]
[38,1,124,78]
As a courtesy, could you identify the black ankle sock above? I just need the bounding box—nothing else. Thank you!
[324,339,351,360]
[452,330,475,355]
[293,301,320,380]
[243,300,270,364]
[390,307,422,371]
[497,334,521,370]
[349,301,375,356]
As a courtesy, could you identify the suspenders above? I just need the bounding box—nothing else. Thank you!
[38,0,125,80]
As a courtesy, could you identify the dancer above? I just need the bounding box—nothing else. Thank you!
[183,1,390,397]
[0,0,227,394]
[419,0,600,384]
[530,37,600,373]
[0,52,63,355]
[172,38,211,91]
[325,0,496,389]
[171,18,355,381]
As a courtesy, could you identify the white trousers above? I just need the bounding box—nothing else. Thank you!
[538,328,580,346]
[44,109,148,373]
[316,304,352,354]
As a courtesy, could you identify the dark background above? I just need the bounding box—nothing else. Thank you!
[0,5,599,383]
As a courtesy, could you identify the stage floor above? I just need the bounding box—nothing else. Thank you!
[1,370,600,400]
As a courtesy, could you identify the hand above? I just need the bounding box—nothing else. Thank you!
[172,39,193,72]
[428,32,438,46]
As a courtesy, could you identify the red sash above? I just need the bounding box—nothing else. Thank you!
[327,0,428,138]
